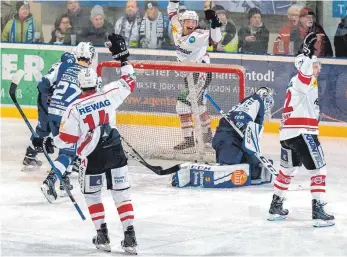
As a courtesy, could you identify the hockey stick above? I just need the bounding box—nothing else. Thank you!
[205,93,279,177]
[9,70,86,221]
[120,136,180,175]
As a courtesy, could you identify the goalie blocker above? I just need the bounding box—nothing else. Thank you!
[171,161,272,188]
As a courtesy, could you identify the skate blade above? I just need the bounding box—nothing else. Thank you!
[313,219,335,227]
[40,184,57,204]
[95,243,111,252]
[21,164,40,172]
[267,213,288,221]
[122,246,137,255]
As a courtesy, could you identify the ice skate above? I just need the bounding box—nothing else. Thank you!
[312,199,335,227]
[59,172,73,197]
[268,194,289,221]
[173,135,195,150]
[121,225,137,255]
[41,172,58,203]
[93,223,111,252]
[22,146,42,171]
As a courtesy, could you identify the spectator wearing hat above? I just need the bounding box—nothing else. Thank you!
[237,7,269,54]
[2,1,43,43]
[209,5,238,53]
[114,0,142,48]
[79,5,114,46]
[334,15,347,58]
[139,1,170,49]
[49,14,73,45]
[63,0,89,38]
[273,4,302,55]
[290,8,333,56]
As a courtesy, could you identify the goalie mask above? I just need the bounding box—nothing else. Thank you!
[256,87,274,116]
[78,68,98,89]
[75,42,96,64]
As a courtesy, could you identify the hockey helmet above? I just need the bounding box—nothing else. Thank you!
[180,10,199,22]
[256,87,274,115]
[75,42,96,63]
[294,54,321,70]
[60,52,76,64]
[78,68,98,89]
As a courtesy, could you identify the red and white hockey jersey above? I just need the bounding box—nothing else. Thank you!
[167,2,221,63]
[280,56,320,140]
[54,65,136,157]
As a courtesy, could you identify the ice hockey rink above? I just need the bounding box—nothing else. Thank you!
[1,117,347,256]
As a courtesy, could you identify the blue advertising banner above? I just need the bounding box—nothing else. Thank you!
[333,0,347,18]
[99,52,347,123]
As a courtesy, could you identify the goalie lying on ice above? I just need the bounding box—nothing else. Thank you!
[172,87,274,188]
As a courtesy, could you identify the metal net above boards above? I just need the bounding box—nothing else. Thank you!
[97,61,245,162]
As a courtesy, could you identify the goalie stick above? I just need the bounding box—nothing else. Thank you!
[205,93,279,177]
[9,70,86,221]
[120,136,180,175]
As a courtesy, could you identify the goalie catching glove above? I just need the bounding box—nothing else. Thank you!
[105,33,129,63]
[204,9,222,29]
[32,137,55,154]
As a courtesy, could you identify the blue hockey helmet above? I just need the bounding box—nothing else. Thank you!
[60,52,76,63]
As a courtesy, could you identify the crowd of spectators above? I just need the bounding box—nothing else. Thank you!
[1,0,347,57]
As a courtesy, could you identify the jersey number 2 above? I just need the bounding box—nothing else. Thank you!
[83,110,109,130]
[283,90,293,113]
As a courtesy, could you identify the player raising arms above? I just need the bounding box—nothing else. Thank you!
[22,52,76,171]
[267,32,335,227]
[167,0,222,150]
[35,41,95,199]
[34,34,138,254]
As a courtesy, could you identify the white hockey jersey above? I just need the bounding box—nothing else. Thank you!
[167,2,222,63]
[54,65,136,157]
[280,56,320,140]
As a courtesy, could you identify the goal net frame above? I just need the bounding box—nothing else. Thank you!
[97,60,246,162]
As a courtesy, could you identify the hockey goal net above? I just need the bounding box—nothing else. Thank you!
[97,61,245,162]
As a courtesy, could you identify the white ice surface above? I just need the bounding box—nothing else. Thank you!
[1,118,347,256]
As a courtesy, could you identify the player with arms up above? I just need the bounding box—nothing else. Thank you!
[171,87,274,188]
[35,42,95,200]
[267,32,335,227]
[22,52,76,171]
[168,0,222,150]
[34,34,138,254]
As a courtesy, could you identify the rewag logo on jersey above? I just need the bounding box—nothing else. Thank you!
[78,99,111,115]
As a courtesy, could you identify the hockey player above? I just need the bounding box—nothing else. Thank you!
[267,32,335,227]
[35,41,95,200]
[167,0,222,150]
[212,86,275,182]
[171,87,274,188]
[34,33,138,253]
[22,52,76,171]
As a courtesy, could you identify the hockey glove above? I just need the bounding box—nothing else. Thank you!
[302,32,317,58]
[105,33,129,62]
[204,9,222,29]
[72,156,82,173]
[32,137,54,154]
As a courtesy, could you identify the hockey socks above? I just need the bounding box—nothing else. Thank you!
[116,200,135,232]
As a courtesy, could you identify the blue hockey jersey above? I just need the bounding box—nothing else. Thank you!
[38,62,85,123]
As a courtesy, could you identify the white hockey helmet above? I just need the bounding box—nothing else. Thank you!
[78,68,98,89]
[294,54,321,70]
[180,10,199,22]
[256,87,274,115]
[75,42,96,63]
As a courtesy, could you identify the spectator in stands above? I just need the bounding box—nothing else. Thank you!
[237,8,269,54]
[2,1,43,43]
[334,15,347,58]
[64,0,89,38]
[210,5,238,53]
[1,1,16,33]
[114,0,142,48]
[290,8,333,57]
[139,1,170,49]
[79,5,113,46]
[49,14,73,45]
[273,4,302,55]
